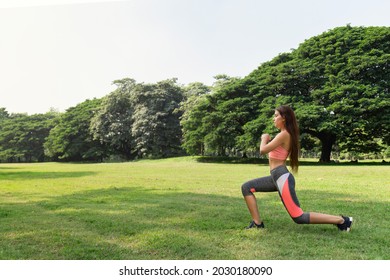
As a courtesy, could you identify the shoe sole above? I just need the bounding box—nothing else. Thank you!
[346,217,353,232]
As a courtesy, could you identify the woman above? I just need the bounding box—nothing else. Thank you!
[241,105,353,231]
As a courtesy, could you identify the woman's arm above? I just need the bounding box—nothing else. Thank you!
[260,131,289,155]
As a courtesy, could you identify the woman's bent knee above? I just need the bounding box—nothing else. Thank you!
[241,182,254,196]
[292,213,310,224]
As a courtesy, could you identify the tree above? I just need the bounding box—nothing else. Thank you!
[91,78,185,159]
[181,76,258,156]
[179,82,211,155]
[292,26,390,161]
[0,112,58,162]
[90,78,136,160]
[241,26,390,161]
[0,108,9,120]
[44,98,105,161]
[182,26,390,161]
[130,79,185,158]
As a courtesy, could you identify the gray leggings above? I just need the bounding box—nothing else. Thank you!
[241,165,310,224]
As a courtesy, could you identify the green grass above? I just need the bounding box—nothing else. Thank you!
[0,157,389,260]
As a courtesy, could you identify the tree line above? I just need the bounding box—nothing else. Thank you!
[1,25,389,163]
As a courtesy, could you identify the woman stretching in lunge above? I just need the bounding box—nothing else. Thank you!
[241,105,353,231]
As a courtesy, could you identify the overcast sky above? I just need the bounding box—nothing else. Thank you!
[1,0,390,114]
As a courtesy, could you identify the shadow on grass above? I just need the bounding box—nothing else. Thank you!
[1,187,243,259]
[0,166,20,169]
[0,171,98,181]
[1,184,388,260]
[195,156,390,166]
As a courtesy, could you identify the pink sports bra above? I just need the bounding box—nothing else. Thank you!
[269,145,289,160]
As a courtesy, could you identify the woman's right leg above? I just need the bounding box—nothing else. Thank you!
[241,176,277,226]
[243,195,262,225]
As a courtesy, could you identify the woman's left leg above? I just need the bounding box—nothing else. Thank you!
[271,166,310,224]
[271,166,350,228]
[308,212,344,224]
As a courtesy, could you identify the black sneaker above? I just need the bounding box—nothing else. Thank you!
[336,216,353,232]
[245,220,264,229]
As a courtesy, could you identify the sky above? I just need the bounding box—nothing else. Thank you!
[1,0,390,114]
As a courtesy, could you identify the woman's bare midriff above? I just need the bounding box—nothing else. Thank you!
[269,158,287,171]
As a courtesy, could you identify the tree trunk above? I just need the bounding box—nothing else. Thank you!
[318,133,336,162]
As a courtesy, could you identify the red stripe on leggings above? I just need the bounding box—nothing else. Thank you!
[281,179,303,218]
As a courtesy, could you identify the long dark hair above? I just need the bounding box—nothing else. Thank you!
[276,105,300,173]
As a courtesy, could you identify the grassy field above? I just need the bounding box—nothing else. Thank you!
[0,157,389,260]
